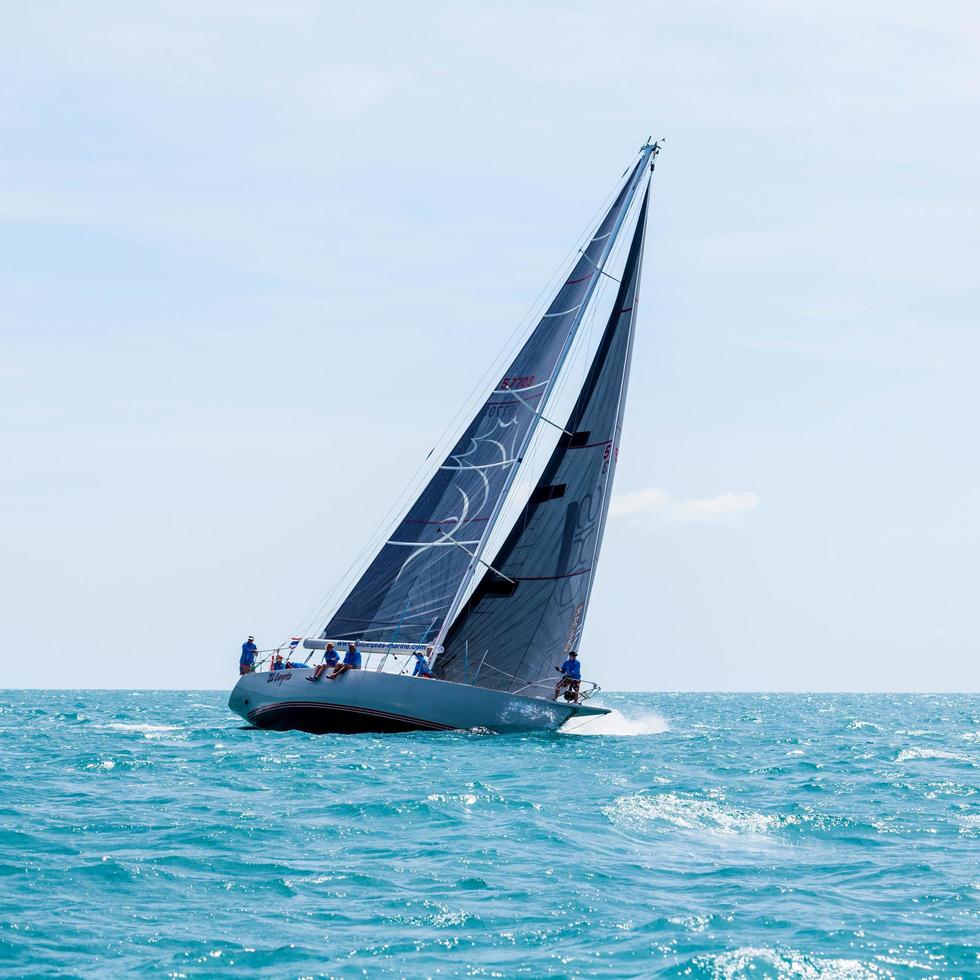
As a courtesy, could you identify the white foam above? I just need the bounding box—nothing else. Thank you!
[695,946,890,979]
[426,793,478,806]
[84,759,116,771]
[896,747,974,764]
[957,814,980,834]
[104,722,183,733]
[667,913,709,933]
[560,709,668,736]
[605,792,788,837]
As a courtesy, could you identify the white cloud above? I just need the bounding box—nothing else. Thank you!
[611,487,759,524]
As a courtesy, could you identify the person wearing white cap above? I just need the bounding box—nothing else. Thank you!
[239,635,258,675]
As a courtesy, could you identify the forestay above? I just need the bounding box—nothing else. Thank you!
[318,151,655,648]
[433,183,651,695]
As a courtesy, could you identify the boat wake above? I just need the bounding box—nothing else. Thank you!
[560,708,668,736]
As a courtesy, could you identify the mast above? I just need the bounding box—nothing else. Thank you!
[429,142,659,664]
[316,144,658,657]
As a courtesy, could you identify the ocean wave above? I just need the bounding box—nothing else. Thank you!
[101,722,184,734]
[956,814,980,834]
[3,690,978,977]
[54,711,89,723]
[667,913,710,932]
[684,946,892,979]
[895,747,975,764]
[604,792,789,836]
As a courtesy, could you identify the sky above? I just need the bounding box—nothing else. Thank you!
[2,1,978,691]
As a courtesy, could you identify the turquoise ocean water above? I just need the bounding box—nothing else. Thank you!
[0,691,977,978]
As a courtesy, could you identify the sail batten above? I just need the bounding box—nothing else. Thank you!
[318,146,656,652]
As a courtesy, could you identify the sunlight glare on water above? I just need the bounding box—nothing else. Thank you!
[0,691,977,977]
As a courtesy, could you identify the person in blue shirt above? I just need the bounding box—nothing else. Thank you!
[272,653,285,671]
[307,642,340,682]
[239,636,257,675]
[327,642,362,680]
[553,650,582,701]
[412,650,434,679]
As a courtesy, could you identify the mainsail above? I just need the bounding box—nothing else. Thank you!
[432,182,651,694]
[319,147,657,649]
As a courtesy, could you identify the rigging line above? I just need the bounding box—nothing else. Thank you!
[425,153,650,473]
[287,312,570,641]
[502,184,647,685]
[490,288,598,579]
[577,248,622,284]
[431,149,657,662]
[287,158,645,646]
[435,529,517,584]
[379,591,414,672]
[508,388,573,436]
[572,200,639,411]
[573,228,625,413]
[446,153,654,629]
[287,174,636,645]
[568,172,654,659]
[435,173,654,677]
[398,157,635,465]
[443,269,606,627]
[417,151,643,434]
[574,181,644,377]
[554,714,599,735]
[469,208,626,631]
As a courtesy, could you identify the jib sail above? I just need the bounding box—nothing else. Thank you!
[433,182,651,694]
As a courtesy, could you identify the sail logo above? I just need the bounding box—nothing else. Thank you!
[498,374,536,391]
[266,671,292,684]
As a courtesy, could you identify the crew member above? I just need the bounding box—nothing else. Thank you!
[272,653,285,671]
[553,650,582,701]
[328,642,362,679]
[412,650,434,678]
[239,636,257,675]
[307,642,339,682]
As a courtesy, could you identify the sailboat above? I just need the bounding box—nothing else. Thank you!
[229,141,661,733]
